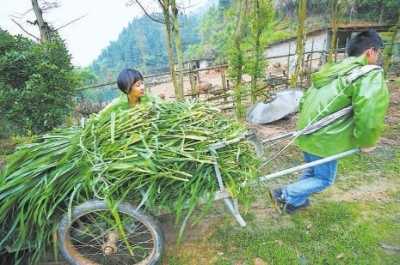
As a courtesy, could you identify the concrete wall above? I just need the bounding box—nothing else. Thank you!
[264,30,330,76]
[266,31,328,58]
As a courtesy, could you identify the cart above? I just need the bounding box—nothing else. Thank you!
[56,105,359,265]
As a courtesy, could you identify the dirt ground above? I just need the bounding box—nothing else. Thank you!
[148,71,224,99]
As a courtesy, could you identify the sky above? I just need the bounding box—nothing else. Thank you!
[0,0,209,67]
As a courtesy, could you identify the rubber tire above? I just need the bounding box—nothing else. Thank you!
[58,200,164,265]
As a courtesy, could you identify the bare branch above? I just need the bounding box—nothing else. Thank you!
[132,0,165,24]
[40,1,61,12]
[27,20,37,25]
[175,1,199,11]
[55,14,87,31]
[10,8,33,19]
[157,0,168,11]
[11,18,40,41]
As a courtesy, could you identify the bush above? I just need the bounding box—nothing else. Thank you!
[0,29,78,137]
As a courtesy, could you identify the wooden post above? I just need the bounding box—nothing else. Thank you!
[309,39,315,83]
[189,63,197,99]
[226,79,231,106]
[334,37,339,62]
[189,71,196,99]
[287,41,291,83]
[321,38,327,66]
[221,68,228,103]
[145,81,151,95]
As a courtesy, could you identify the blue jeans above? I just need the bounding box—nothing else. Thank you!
[282,152,338,207]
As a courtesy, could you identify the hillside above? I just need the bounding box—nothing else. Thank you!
[89,0,399,84]
[90,0,222,82]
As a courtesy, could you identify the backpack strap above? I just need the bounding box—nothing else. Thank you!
[345,65,382,84]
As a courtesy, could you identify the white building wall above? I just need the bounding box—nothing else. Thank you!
[264,31,329,76]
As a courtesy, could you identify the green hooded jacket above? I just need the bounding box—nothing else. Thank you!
[98,94,158,118]
[295,55,389,157]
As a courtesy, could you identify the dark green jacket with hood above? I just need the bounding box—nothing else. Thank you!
[296,55,389,157]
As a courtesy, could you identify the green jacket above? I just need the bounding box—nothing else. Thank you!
[98,94,158,118]
[296,55,389,157]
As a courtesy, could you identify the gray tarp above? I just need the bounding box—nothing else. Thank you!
[246,89,303,124]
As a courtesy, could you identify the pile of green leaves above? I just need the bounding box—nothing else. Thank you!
[0,100,259,264]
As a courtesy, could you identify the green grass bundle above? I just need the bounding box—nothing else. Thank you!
[0,100,259,263]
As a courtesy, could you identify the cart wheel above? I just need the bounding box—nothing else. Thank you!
[58,200,164,265]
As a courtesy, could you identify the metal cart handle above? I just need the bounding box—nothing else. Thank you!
[258,148,360,183]
[261,106,353,145]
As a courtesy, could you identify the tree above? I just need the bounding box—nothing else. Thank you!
[11,0,86,45]
[158,0,181,98]
[219,0,233,10]
[129,0,186,99]
[170,0,185,99]
[186,4,234,62]
[290,0,307,88]
[31,0,52,42]
[277,0,400,25]
[228,0,248,118]
[246,0,274,103]
[327,0,343,63]
[0,30,78,137]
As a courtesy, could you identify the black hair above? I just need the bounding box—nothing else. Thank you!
[347,29,384,57]
[117,68,144,94]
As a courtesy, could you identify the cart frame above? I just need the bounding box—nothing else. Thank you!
[208,105,358,227]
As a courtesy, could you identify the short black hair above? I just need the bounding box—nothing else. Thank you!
[117,68,144,94]
[347,29,384,57]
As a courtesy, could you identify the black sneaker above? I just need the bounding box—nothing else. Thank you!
[268,188,285,213]
[284,199,310,214]
[272,188,285,203]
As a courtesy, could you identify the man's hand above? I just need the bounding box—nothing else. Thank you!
[361,146,376,153]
